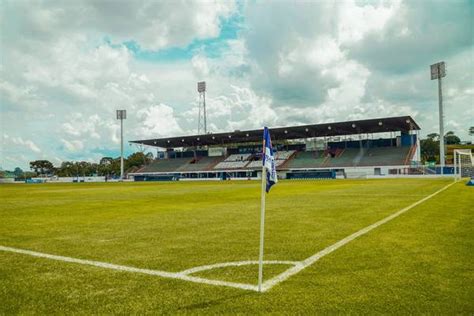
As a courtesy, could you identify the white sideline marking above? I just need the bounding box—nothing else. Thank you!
[260,181,457,291]
[0,181,456,293]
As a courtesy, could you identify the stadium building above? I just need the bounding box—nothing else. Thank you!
[129,116,422,181]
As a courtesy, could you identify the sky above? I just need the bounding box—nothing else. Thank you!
[0,0,473,170]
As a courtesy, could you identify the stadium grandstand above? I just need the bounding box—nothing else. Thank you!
[129,116,423,180]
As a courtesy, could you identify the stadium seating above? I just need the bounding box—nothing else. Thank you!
[246,160,262,168]
[284,146,412,169]
[214,153,253,169]
[275,150,296,160]
[139,158,191,173]
[324,148,362,167]
[178,157,224,172]
[138,146,415,173]
[214,160,250,169]
[357,146,411,166]
[245,150,295,169]
[285,151,327,168]
[223,153,252,162]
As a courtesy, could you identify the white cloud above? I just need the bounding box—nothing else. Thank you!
[3,134,41,153]
[61,139,84,152]
[2,1,236,51]
[336,0,401,45]
[136,104,183,138]
[191,55,210,78]
[11,137,41,153]
[1,134,42,169]
[183,85,278,132]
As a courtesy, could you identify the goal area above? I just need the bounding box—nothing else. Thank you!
[453,149,474,180]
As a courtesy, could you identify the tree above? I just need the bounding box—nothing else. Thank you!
[13,167,23,177]
[420,137,439,163]
[29,160,54,176]
[98,157,114,176]
[110,158,121,176]
[444,131,460,145]
[427,133,439,140]
[57,161,75,177]
[100,157,114,166]
[98,157,120,177]
[469,126,474,136]
[15,171,36,180]
[126,152,153,170]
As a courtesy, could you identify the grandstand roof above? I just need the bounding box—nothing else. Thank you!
[131,115,420,149]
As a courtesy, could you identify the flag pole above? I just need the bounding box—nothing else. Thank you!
[258,165,267,292]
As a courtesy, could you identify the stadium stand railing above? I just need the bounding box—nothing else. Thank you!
[404,144,417,165]
[214,160,250,169]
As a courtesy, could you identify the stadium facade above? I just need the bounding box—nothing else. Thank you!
[129,116,423,180]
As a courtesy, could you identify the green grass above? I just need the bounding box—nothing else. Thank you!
[0,178,473,314]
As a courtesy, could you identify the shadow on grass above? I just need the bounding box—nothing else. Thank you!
[176,292,256,312]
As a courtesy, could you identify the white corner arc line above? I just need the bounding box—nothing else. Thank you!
[180,260,299,275]
[261,181,457,292]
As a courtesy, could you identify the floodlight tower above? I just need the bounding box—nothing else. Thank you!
[430,62,446,174]
[116,109,127,180]
[197,81,207,134]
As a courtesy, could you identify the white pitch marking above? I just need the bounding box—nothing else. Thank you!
[0,245,258,292]
[260,181,457,292]
[180,260,299,275]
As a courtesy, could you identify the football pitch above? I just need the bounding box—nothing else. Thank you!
[1,178,473,314]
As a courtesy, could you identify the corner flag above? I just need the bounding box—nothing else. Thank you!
[263,127,277,192]
[258,127,277,292]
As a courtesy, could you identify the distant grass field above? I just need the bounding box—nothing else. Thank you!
[1,179,473,314]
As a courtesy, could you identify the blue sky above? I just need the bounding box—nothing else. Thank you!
[120,10,244,62]
[0,0,473,170]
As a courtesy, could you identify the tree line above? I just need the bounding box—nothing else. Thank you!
[5,152,154,179]
[420,130,472,163]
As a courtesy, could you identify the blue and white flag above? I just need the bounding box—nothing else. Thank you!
[262,127,277,192]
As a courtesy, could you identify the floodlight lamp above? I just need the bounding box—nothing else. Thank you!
[430,62,446,80]
[352,123,356,128]
[197,81,206,92]
[378,121,383,126]
[328,126,332,130]
[116,109,126,120]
